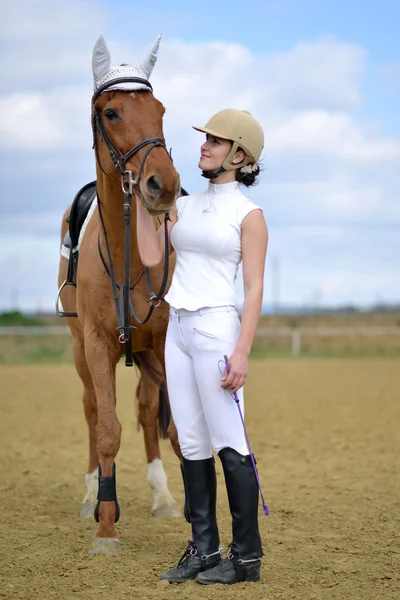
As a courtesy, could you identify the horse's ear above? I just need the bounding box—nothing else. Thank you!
[140,33,162,79]
[92,34,111,84]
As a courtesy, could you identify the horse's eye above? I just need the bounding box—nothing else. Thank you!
[104,109,119,121]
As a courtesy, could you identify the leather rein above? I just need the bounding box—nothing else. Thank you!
[92,77,172,367]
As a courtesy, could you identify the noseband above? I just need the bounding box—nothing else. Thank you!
[92,77,173,367]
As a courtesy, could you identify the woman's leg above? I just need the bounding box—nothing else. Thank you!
[185,308,249,456]
[182,308,263,584]
[159,314,221,583]
[165,310,212,460]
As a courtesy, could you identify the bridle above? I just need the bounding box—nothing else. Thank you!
[92,77,167,188]
[92,76,173,367]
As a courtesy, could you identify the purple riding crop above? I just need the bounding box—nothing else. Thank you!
[220,355,269,516]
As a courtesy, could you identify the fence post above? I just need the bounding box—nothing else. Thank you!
[291,329,301,356]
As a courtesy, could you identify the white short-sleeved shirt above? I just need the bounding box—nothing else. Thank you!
[164,181,262,311]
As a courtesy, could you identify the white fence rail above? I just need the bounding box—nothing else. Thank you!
[256,327,400,356]
[1,326,400,356]
[0,326,70,336]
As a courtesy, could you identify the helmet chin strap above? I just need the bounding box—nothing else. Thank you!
[201,167,226,180]
[201,144,247,180]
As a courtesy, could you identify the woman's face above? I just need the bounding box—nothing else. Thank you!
[198,134,232,171]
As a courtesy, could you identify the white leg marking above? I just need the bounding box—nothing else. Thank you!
[82,468,98,505]
[147,459,180,517]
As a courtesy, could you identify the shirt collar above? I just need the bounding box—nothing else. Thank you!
[207,181,239,196]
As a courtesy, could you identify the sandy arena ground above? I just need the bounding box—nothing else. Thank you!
[0,359,399,599]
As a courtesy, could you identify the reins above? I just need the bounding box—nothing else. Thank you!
[92,76,173,366]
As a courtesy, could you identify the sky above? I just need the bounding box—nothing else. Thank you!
[0,0,399,312]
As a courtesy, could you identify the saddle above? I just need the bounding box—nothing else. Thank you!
[63,180,97,252]
[56,181,97,317]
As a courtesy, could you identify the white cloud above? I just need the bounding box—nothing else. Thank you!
[266,110,400,161]
[0,93,66,149]
[0,0,106,41]
[259,38,365,110]
[0,88,91,149]
[262,180,388,222]
[0,0,106,92]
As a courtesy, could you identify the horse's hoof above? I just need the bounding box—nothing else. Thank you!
[80,503,95,518]
[89,537,121,555]
[152,502,181,518]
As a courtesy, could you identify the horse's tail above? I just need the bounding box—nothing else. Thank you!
[132,351,171,439]
[158,380,171,440]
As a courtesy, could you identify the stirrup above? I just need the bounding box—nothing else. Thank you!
[55,279,78,317]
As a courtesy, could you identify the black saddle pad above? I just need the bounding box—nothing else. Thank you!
[64,181,97,249]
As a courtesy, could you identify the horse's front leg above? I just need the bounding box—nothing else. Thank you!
[70,332,99,517]
[85,328,121,555]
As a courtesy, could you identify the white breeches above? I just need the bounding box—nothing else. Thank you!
[165,305,249,460]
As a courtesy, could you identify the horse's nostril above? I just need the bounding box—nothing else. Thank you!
[146,176,162,198]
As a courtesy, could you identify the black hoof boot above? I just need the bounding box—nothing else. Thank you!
[160,540,221,583]
[196,543,260,585]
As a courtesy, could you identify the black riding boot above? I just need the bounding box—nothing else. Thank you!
[160,457,221,583]
[197,448,263,585]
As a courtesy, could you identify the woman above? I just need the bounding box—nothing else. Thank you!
[135,108,268,585]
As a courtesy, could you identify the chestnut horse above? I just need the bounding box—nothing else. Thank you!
[57,35,182,554]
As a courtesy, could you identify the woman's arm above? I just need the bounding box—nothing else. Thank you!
[135,197,178,267]
[221,209,268,393]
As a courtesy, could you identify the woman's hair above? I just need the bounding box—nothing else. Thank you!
[235,164,261,187]
[234,146,261,187]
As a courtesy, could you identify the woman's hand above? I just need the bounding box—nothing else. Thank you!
[135,197,177,267]
[221,350,248,394]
